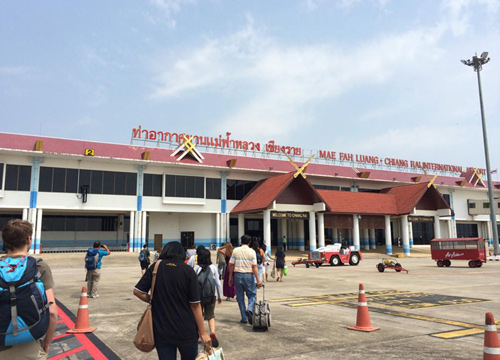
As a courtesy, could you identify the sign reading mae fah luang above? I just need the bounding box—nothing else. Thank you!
[131,126,485,175]
[271,211,309,220]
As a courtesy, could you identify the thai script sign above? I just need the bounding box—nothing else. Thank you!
[131,126,485,175]
[271,211,309,220]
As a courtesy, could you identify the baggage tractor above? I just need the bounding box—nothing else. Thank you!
[252,284,271,331]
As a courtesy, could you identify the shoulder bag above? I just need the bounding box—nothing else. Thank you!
[133,260,161,352]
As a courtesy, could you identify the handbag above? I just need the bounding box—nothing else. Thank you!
[195,344,225,360]
[270,262,276,278]
[133,260,161,352]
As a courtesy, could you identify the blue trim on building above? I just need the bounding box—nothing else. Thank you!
[403,245,410,255]
[370,238,376,248]
[137,196,142,211]
[30,191,38,209]
[409,238,414,247]
[386,245,393,254]
[137,166,143,211]
[221,199,226,214]
[354,244,360,250]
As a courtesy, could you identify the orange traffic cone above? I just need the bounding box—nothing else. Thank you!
[67,286,97,334]
[483,312,500,359]
[347,283,379,332]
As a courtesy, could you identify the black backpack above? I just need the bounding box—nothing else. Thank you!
[197,266,216,305]
[0,256,51,346]
[85,248,99,270]
[256,250,263,265]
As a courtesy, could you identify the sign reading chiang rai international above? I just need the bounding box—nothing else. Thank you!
[131,125,485,176]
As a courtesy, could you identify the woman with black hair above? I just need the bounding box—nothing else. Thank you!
[194,249,222,348]
[133,242,211,360]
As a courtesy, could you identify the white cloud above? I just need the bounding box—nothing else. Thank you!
[148,0,196,28]
[441,0,500,36]
[150,16,445,138]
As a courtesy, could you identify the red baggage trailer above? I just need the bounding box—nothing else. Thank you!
[430,237,488,268]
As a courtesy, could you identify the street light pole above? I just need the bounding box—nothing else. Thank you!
[461,52,499,255]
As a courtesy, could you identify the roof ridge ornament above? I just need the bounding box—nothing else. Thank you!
[170,135,204,163]
[284,152,315,179]
[421,168,437,188]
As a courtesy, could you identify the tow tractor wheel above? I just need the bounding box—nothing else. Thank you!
[468,260,476,268]
[395,263,402,272]
[330,256,340,266]
[349,253,360,266]
[444,260,451,267]
[476,260,483,268]
[314,263,320,268]
[437,260,444,267]
[305,263,310,268]
[377,263,385,272]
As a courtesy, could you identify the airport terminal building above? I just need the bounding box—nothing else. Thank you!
[0,129,498,256]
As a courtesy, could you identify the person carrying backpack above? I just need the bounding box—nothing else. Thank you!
[138,244,151,275]
[194,249,222,348]
[0,219,58,359]
[85,241,110,298]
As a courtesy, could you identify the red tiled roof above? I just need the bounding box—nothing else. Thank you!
[381,183,431,214]
[318,190,398,215]
[231,173,295,214]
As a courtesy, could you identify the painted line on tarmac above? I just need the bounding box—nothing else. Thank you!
[270,290,496,339]
[48,299,121,360]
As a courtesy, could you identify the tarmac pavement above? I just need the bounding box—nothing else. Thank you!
[43,246,500,360]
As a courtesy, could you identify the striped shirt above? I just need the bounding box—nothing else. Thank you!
[229,245,257,274]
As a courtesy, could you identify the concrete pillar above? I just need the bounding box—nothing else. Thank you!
[298,220,305,251]
[362,228,369,251]
[447,220,453,238]
[434,215,441,239]
[35,209,42,254]
[226,213,230,243]
[385,215,392,255]
[309,211,317,252]
[287,220,292,249]
[317,213,325,248]
[134,211,141,252]
[353,215,360,250]
[332,228,338,242]
[409,221,414,248]
[129,211,135,252]
[141,211,147,247]
[22,208,28,221]
[402,215,410,256]
[369,228,376,250]
[487,221,493,246]
[216,213,221,247]
[263,210,271,254]
[281,219,287,246]
[238,214,245,240]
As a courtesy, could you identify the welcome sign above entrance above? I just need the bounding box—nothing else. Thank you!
[271,211,309,220]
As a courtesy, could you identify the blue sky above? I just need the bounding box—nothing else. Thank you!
[1,0,499,173]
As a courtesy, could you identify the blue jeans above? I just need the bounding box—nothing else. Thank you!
[234,272,256,322]
[156,341,198,360]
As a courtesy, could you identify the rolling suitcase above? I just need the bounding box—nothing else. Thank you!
[252,284,271,331]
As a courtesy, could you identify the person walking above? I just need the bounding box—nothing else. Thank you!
[251,238,264,284]
[228,235,262,324]
[134,241,211,360]
[282,236,287,251]
[85,241,110,298]
[262,244,272,282]
[275,245,286,282]
[221,243,236,301]
[194,249,222,348]
[0,220,58,359]
[139,244,151,275]
[216,244,226,280]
